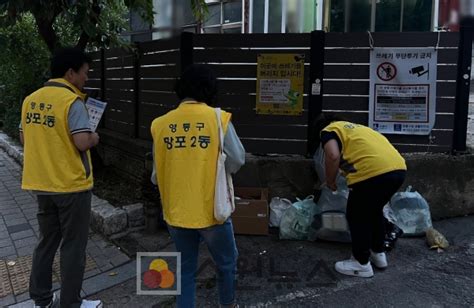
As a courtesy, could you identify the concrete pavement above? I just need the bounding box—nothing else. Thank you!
[93,215,474,307]
[0,149,133,306]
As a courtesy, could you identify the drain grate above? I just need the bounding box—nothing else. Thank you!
[10,271,30,295]
[7,256,32,295]
[7,255,32,276]
[0,253,98,298]
[52,254,97,282]
[0,260,13,298]
[85,255,97,272]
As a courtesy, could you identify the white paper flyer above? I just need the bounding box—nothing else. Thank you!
[85,97,107,132]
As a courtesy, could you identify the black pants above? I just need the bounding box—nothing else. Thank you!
[347,170,406,264]
[29,190,91,308]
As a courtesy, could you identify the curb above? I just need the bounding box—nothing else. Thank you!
[0,131,144,236]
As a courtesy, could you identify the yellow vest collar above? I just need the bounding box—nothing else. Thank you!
[179,100,207,108]
[45,78,87,101]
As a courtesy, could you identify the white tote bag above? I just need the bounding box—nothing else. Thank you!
[214,108,235,222]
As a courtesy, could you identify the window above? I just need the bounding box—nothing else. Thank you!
[375,0,401,31]
[175,0,198,27]
[402,0,433,32]
[268,0,282,33]
[252,0,265,33]
[302,0,317,32]
[349,0,371,32]
[223,27,242,33]
[328,0,345,32]
[223,1,242,24]
[325,0,434,32]
[202,0,243,34]
[204,4,221,27]
[152,0,173,40]
[251,0,317,33]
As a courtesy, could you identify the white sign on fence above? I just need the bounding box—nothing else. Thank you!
[369,48,437,135]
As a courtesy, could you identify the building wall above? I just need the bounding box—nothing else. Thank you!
[130,0,443,42]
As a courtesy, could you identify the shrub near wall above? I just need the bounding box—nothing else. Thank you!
[0,14,49,138]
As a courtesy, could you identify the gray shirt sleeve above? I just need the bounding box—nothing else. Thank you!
[223,122,245,174]
[68,99,91,134]
[150,122,246,185]
[19,99,90,134]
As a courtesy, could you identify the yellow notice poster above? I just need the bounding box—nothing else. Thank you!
[256,54,305,115]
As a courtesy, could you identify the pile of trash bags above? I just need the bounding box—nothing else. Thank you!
[275,145,352,242]
[271,145,435,252]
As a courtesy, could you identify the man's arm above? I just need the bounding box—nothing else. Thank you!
[324,139,340,191]
[224,122,245,174]
[72,132,99,152]
[69,99,99,151]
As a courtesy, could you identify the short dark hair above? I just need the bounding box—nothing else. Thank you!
[50,47,91,78]
[174,65,217,105]
[310,113,345,154]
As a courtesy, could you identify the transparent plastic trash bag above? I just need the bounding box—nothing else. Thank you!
[389,186,432,236]
[269,197,293,227]
[279,196,319,240]
[310,145,351,242]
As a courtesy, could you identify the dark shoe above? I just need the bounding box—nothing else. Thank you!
[34,293,59,308]
[384,223,404,251]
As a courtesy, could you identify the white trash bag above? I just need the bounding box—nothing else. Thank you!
[311,186,351,243]
[310,145,351,242]
[269,197,293,227]
[389,186,432,236]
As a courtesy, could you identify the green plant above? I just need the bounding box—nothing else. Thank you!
[0,14,49,138]
[0,0,208,138]
[0,0,207,52]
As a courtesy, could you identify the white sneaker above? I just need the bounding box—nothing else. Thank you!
[80,299,103,308]
[34,293,59,308]
[335,258,374,278]
[370,251,388,269]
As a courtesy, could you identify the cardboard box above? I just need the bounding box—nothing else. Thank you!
[232,187,269,235]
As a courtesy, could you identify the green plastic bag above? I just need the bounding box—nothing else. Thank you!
[279,196,320,240]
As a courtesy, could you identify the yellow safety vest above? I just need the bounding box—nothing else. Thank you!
[21,78,93,192]
[151,102,231,228]
[323,121,406,185]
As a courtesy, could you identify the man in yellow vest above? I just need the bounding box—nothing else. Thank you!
[20,48,102,308]
[313,114,406,278]
[150,65,245,307]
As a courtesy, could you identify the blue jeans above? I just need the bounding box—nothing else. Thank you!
[167,219,238,308]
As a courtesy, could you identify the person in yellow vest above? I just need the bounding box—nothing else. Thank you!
[19,48,102,308]
[150,65,245,308]
[313,114,406,278]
